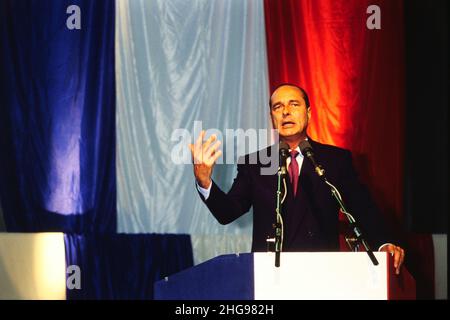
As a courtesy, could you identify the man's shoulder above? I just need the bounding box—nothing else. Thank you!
[309,139,351,158]
[236,139,352,166]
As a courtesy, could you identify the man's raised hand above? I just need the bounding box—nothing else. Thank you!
[188,130,222,189]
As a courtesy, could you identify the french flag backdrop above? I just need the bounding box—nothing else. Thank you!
[0,0,438,299]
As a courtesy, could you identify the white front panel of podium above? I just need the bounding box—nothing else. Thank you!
[254,252,387,300]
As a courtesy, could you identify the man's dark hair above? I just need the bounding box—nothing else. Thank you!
[269,83,310,108]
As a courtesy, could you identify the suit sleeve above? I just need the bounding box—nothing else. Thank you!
[337,150,395,249]
[197,162,253,225]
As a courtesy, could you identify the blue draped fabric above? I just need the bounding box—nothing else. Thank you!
[64,234,194,300]
[0,1,195,299]
[0,0,116,232]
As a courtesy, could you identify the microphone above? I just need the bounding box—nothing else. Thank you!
[279,141,290,175]
[299,140,325,177]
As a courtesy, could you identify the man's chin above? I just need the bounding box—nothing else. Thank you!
[278,131,307,144]
[279,131,300,139]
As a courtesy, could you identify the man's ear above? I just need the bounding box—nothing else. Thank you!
[307,107,311,121]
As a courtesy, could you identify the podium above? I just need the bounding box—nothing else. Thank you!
[154,252,416,300]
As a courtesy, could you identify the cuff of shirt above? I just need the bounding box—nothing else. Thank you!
[196,181,212,200]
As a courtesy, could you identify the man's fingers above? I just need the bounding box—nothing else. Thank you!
[380,244,405,275]
[395,252,401,274]
[209,150,222,164]
[202,134,217,152]
[191,141,203,164]
[392,247,405,275]
[205,146,222,166]
[205,140,221,158]
[194,130,205,153]
[204,141,221,165]
[191,131,222,166]
[192,131,207,164]
[398,248,405,274]
[189,143,202,165]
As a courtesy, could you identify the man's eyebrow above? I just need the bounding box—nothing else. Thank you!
[272,99,301,106]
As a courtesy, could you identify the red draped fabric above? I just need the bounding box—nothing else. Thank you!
[264,0,434,298]
[264,0,405,223]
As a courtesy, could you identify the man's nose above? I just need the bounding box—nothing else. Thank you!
[282,105,291,116]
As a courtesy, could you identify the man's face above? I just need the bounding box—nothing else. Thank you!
[270,85,311,141]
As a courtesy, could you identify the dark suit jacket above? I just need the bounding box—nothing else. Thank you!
[199,139,392,252]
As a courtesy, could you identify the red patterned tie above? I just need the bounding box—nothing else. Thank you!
[288,150,299,196]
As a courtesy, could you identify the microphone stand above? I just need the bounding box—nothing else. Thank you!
[268,143,289,268]
[322,175,378,266]
[321,173,379,266]
[274,166,286,267]
[330,183,378,265]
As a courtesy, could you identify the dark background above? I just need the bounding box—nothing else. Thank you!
[404,0,448,233]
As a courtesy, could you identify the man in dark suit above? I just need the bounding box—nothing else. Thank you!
[189,83,405,274]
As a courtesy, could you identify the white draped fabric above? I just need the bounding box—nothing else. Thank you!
[115,0,269,262]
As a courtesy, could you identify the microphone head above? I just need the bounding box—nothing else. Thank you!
[279,141,290,152]
[299,140,312,156]
[279,141,290,157]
